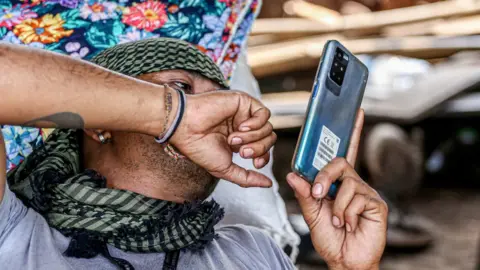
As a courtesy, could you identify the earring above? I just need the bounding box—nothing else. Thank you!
[97,132,110,144]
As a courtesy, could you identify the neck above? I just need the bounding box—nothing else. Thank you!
[103,166,189,203]
[82,143,189,204]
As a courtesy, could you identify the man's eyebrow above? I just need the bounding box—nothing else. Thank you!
[187,71,202,79]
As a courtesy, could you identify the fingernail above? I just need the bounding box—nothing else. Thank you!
[346,223,352,232]
[332,216,341,227]
[243,148,254,158]
[239,126,251,132]
[312,183,323,198]
[231,137,242,145]
[255,158,265,168]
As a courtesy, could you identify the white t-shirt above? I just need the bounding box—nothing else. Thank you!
[0,187,294,270]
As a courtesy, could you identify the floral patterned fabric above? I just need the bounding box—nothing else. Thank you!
[1,0,260,171]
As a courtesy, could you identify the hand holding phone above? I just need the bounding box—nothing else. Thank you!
[285,127,387,270]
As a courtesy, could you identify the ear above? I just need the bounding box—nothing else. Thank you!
[83,129,112,144]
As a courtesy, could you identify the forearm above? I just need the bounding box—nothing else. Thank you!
[0,43,174,136]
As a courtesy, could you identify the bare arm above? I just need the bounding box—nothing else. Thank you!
[0,43,173,135]
[0,43,278,202]
[0,43,177,203]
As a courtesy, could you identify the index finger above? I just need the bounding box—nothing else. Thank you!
[346,109,364,167]
[312,158,359,199]
[238,99,271,132]
[231,92,270,132]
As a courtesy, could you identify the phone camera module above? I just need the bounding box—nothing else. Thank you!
[329,48,349,86]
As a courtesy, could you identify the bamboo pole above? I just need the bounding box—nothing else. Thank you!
[252,0,480,35]
[248,35,480,77]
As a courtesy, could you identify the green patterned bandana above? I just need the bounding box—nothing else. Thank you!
[91,38,229,88]
[7,129,224,256]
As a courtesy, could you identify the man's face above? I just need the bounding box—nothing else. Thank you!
[109,69,222,201]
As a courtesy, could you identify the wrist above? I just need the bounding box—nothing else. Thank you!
[162,85,180,137]
[143,84,179,137]
[168,91,187,146]
[155,84,185,144]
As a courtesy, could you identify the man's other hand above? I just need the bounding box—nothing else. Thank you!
[286,110,388,270]
[170,90,276,188]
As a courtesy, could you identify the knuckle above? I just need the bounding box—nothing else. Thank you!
[332,206,344,217]
[345,209,356,220]
[333,157,347,166]
[343,177,357,188]
[265,107,272,118]
[232,90,244,99]
[266,122,273,132]
[381,200,389,214]
[271,132,277,142]
[315,171,330,183]
[259,143,267,154]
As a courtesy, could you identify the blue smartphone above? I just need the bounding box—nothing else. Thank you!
[291,40,368,198]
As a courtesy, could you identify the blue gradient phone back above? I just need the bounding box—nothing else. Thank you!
[291,40,368,197]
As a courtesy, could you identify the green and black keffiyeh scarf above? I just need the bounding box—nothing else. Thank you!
[7,38,228,269]
[7,129,224,267]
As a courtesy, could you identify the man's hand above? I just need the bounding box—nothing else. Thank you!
[286,110,388,270]
[170,90,276,188]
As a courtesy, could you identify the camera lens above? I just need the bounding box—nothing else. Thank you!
[334,62,338,67]
[337,52,342,58]
[332,72,336,76]
[340,67,344,71]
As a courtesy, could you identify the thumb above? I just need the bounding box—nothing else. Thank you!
[286,173,321,226]
[213,163,273,188]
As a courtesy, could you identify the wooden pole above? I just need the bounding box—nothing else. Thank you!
[283,0,342,25]
[253,0,480,35]
[383,15,480,37]
[248,35,480,77]
[247,35,342,78]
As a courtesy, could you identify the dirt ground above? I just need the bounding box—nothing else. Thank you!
[295,188,480,270]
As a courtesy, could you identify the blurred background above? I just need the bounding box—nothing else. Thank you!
[250,0,480,269]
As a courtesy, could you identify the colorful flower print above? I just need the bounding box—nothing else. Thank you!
[122,1,167,32]
[65,41,89,57]
[13,14,73,44]
[118,26,159,44]
[80,1,118,22]
[0,4,37,30]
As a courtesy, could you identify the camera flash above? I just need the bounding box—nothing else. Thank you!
[343,54,349,61]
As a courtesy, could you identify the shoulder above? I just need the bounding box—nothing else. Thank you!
[214,225,295,269]
[215,224,274,245]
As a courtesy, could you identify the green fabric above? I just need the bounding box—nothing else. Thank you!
[91,38,229,88]
[7,129,224,253]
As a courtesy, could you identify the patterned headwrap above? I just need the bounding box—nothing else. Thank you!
[90,38,229,88]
